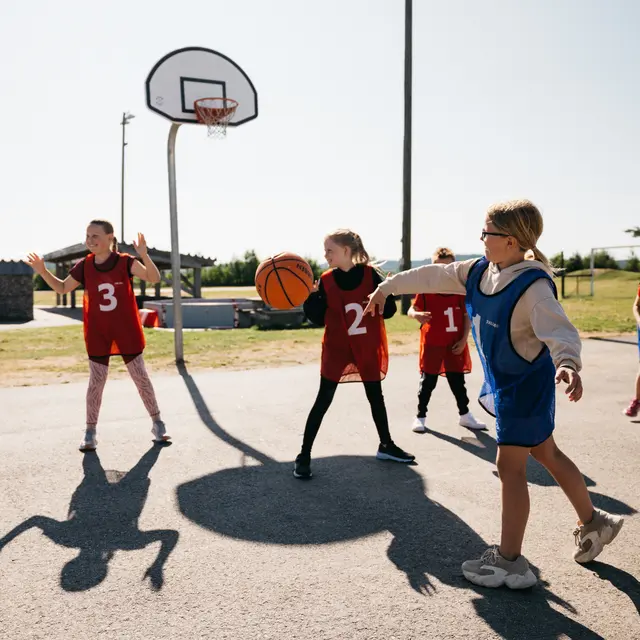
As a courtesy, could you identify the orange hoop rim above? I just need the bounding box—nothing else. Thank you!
[193,97,239,124]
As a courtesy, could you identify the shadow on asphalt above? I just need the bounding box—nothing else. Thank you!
[176,366,614,640]
[0,444,176,592]
[587,336,636,346]
[428,429,637,515]
[587,561,640,616]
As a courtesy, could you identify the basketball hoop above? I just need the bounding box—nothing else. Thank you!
[194,98,239,138]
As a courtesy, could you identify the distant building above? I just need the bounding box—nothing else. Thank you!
[0,261,33,321]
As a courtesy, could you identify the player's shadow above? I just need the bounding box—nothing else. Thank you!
[176,366,609,639]
[587,561,640,616]
[0,445,178,592]
[427,428,637,515]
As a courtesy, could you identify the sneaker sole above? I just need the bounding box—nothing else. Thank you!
[79,445,97,452]
[376,452,415,463]
[412,426,427,433]
[460,423,489,431]
[463,568,537,589]
[293,470,312,480]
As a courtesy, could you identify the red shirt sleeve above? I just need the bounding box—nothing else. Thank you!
[637,284,640,298]
[68,258,86,285]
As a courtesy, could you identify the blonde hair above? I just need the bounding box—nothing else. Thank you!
[89,219,118,252]
[486,199,549,268]
[325,229,371,265]
[432,247,455,262]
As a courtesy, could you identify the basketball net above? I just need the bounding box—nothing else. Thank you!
[194,98,239,139]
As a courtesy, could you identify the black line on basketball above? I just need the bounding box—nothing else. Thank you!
[271,260,295,308]
[275,267,312,292]
[270,257,313,279]
[261,269,272,306]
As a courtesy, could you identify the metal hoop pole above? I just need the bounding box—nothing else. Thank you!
[167,122,184,363]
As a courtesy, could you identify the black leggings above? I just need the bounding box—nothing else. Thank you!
[417,372,469,418]
[300,376,392,455]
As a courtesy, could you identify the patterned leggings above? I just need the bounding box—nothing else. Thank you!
[86,354,161,428]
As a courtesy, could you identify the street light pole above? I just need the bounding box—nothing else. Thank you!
[401,0,413,314]
[120,112,135,243]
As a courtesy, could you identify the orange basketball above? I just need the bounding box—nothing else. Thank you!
[255,252,314,310]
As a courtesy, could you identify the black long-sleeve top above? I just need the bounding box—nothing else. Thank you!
[303,265,397,326]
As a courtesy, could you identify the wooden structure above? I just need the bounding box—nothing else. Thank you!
[43,243,216,308]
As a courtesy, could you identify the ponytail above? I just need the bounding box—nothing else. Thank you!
[352,234,370,265]
[525,246,551,270]
[111,236,119,253]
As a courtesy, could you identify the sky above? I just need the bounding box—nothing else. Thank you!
[1,0,639,265]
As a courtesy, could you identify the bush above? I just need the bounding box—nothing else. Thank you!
[33,274,52,291]
[202,251,323,286]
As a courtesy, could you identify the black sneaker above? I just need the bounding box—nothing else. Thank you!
[293,454,312,479]
[376,442,415,463]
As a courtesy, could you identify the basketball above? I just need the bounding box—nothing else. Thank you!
[255,252,314,310]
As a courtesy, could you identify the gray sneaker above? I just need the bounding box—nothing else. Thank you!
[79,430,97,452]
[573,509,624,563]
[462,546,537,589]
[151,420,171,443]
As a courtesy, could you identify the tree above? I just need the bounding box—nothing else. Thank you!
[564,252,584,273]
[33,274,51,291]
[625,227,640,238]
[200,250,323,287]
[589,250,619,270]
[549,252,565,269]
[627,252,640,272]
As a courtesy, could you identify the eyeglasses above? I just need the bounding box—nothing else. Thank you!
[481,230,510,240]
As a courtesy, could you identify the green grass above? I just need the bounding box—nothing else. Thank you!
[558,269,638,333]
[34,286,258,307]
[0,314,419,386]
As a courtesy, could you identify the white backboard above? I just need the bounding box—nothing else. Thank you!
[146,47,258,126]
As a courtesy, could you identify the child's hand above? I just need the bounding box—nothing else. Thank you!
[451,338,466,355]
[311,280,319,293]
[24,253,46,275]
[364,288,386,316]
[133,232,148,258]
[555,367,583,402]
[413,311,432,326]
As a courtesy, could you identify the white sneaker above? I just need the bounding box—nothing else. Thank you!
[151,420,171,443]
[573,509,624,563]
[462,546,537,589]
[412,417,428,433]
[459,412,487,431]
[79,430,97,452]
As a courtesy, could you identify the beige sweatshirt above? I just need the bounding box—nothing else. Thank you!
[377,258,581,372]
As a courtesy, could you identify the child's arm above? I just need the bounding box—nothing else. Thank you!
[633,292,640,326]
[24,254,81,295]
[371,269,398,319]
[451,309,471,355]
[303,280,327,326]
[526,280,583,401]
[407,295,431,325]
[364,259,474,316]
[130,233,161,284]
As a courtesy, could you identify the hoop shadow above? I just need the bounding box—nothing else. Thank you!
[428,429,637,515]
[176,366,607,639]
[0,445,178,591]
